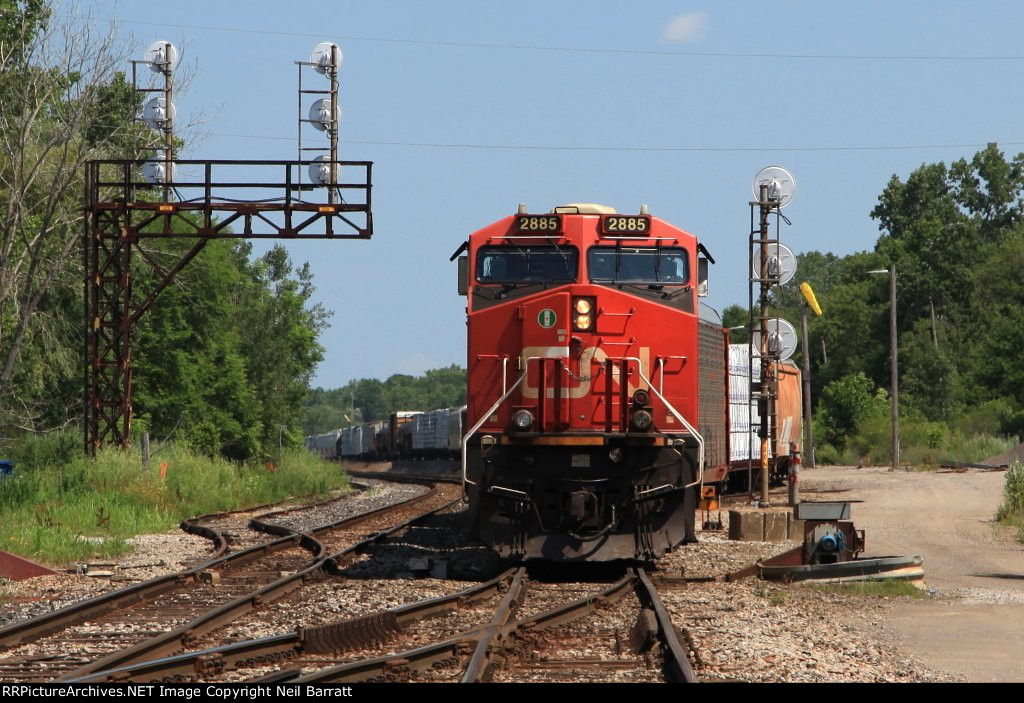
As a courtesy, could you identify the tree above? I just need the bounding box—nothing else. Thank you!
[302,365,468,435]
[131,241,331,460]
[131,239,261,459]
[817,372,888,448]
[233,244,330,454]
[0,2,152,434]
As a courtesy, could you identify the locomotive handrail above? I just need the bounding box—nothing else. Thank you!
[625,357,705,491]
[655,355,688,396]
[598,307,636,316]
[474,354,510,395]
[461,370,527,493]
[462,355,704,497]
[461,354,573,493]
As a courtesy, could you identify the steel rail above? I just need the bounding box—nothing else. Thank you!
[0,487,376,652]
[346,470,461,486]
[0,531,295,653]
[635,567,699,683]
[461,569,527,682]
[294,570,634,684]
[65,568,521,684]
[60,486,459,680]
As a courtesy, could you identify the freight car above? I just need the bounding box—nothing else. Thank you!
[305,407,467,462]
[453,203,798,562]
[304,429,342,460]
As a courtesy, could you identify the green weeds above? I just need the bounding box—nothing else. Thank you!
[0,434,348,565]
[807,579,925,599]
[996,461,1024,543]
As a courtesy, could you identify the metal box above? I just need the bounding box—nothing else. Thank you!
[795,501,852,521]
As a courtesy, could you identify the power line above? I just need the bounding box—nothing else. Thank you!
[204,131,1024,153]
[62,14,1024,62]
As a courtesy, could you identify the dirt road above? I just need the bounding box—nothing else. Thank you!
[803,465,1024,682]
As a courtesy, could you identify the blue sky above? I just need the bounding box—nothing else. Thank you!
[77,1,1024,387]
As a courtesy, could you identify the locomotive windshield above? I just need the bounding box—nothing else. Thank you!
[588,247,688,284]
[476,246,578,284]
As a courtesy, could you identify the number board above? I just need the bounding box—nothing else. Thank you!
[513,214,562,233]
[601,215,651,235]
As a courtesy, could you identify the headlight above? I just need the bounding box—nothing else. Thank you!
[631,409,653,431]
[512,409,534,430]
[572,297,596,331]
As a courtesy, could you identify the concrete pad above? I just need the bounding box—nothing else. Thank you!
[729,507,797,542]
[787,513,805,541]
[728,508,764,541]
[764,509,789,541]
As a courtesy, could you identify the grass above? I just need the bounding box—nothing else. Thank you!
[0,435,349,565]
[996,460,1024,543]
[817,427,1017,469]
[807,579,925,599]
[753,577,788,606]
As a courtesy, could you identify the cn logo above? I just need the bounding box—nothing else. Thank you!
[520,346,650,399]
[537,308,557,328]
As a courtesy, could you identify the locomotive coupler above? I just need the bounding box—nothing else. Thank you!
[566,489,600,527]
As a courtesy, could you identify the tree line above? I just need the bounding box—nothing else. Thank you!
[5,2,1022,466]
[302,365,467,435]
[725,143,1024,463]
[0,2,327,460]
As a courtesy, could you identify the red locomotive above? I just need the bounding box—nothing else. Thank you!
[454,203,731,561]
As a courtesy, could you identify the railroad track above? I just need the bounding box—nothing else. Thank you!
[99,566,698,684]
[64,568,520,683]
[0,481,457,682]
[463,567,697,684]
[290,566,696,683]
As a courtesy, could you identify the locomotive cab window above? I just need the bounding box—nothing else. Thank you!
[588,247,688,285]
[476,246,578,284]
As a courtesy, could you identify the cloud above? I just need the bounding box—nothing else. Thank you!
[662,12,708,43]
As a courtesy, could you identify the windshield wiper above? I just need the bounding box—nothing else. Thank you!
[661,284,692,300]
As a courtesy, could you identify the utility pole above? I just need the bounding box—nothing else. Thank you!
[868,267,899,471]
[798,281,822,472]
[888,266,899,471]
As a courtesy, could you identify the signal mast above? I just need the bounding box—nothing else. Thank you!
[84,41,372,453]
[747,167,798,505]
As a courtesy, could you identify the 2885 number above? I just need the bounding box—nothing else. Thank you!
[514,215,561,232]
[602,215,651,234]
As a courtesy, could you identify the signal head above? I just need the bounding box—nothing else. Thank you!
[752,166,796,208]
[310,42,343,74]
[144,40,179,73]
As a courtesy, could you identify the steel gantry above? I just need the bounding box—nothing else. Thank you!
[83,158,372,453]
